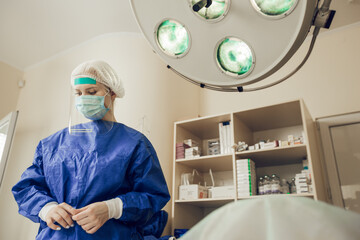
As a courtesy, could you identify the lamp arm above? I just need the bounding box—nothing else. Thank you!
[313,0,336,29]
[319,0,332,14]
[242,27,320,92]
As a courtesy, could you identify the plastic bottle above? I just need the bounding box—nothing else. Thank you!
[263,175,271,195]
[271,174,281,194]
[258,177,264,195]
[290,178,297,194]
[280,179,289,194]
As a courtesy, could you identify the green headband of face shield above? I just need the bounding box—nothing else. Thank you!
[74,77,96,85]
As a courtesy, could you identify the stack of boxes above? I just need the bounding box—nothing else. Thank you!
[176,139,201,159]
[295,173,309,194]
[184,139,201,159]
[236,159,257,197]
[295,159,312,194]
[207,139,220,155]
[176,143,190,159]
[288,134,305,146]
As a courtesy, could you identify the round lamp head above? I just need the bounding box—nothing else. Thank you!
[155,19,190,57]
[216,37,255,78]
[189,0,230,22]
[251,0,299,18]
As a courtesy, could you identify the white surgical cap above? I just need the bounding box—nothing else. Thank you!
[71,60,125,98]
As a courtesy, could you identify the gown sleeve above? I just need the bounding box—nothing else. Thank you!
[118,136,170,225]
[12,141,56,223]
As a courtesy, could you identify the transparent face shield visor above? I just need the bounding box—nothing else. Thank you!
[69,78,114,135]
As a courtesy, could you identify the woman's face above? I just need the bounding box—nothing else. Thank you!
[74,82,115,109]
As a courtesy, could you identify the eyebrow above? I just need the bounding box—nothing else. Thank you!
[76,87,98,91]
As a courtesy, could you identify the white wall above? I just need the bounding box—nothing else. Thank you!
[199,23,360,119]
[0,33,200,240]
[0,61,23,119]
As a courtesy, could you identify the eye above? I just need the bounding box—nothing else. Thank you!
[74,91,81,96]
[88,90,97,95]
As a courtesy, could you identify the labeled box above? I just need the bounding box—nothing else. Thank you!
[179,185,207,200]
[211,186,235,199]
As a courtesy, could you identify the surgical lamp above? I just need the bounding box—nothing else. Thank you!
[130,0,335,92]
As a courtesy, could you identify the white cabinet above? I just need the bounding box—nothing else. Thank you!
[171,99,326,233]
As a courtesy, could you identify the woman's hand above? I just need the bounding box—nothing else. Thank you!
[45,202,76,230]
[72,202,109,234]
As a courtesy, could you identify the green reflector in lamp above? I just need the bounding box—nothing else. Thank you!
[216,37,254,77]
[252,0,298,16]
[156,20,189,57]
[191,0,229,20]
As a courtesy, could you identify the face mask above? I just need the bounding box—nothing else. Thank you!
[75,95,110,120]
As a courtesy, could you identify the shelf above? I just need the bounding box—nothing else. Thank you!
[175,198,234,208]
[176,114,231,140]
[176,154,233,172]
[237,193,314,200]
[233,100,302,131]
[235,144,307,167]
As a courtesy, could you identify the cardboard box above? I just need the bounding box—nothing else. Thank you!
[211,186,235,199]
[179,185,207,200]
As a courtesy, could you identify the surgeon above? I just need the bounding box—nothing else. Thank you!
[12,60,171,240]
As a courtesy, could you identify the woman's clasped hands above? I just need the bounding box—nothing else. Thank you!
[45,202,109,234]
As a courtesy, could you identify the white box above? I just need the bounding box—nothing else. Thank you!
[236,164,255,169]
[237,179,253,183]
[179,185,207,200]
[295,173,307,178]
[236,171,255,175]
[237,168,254,171]
[237,173,255,178]
[237,170,256,174]
[237,191,255,195]
[262,141,279,149]
[238,193,251,197]
[296,185,309,194]
[237,170,256,175]
[237,173,256,177]
[236,159,255,163]
[183,139,198,147]
[237,179,255,184]
[297,185,309,190]
[237,190,251,194]
[237,189,252,193]
[295,181,308,185]
[236,161,255,165]
[211,186,235,198]
[237,185,256,190]
[237,191,255,197]
[185,146,199,152]
[238,185,255,189]
[236,163,255,167]
[236,165,251,168]
[237,182,256,188]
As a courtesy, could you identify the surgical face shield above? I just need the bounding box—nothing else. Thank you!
[69,81,114,135]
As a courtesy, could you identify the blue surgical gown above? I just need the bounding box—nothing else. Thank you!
[12,122,170,240]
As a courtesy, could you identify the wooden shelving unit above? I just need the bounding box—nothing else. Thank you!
[171,99,326,233]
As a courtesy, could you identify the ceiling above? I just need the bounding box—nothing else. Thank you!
[0,0,359,71]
